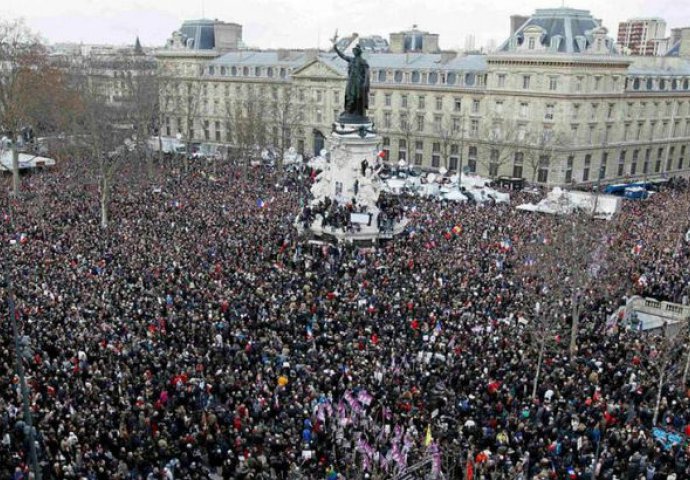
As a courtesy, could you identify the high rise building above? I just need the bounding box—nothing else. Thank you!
[617,17,667,56]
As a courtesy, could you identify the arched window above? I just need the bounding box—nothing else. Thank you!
[255,67,261,76]
[243,66,249,76]
[632,78,640,90]
[208,66,215,75]
[684,79,690,90]
[646,78,654,90]
[394,71,403,83]
[659,79,666,90]
[378,70,387,82]
[280,68,286,79]
[220,66,226,75]
[465,72,475,86]
[411,71,420,83]
[267,67,274,77]
[672,79,678,90]
[428,72,438,84]
[231,66,237,76]
[447,72,457,85]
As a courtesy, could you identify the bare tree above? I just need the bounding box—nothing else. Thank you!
[123,56,159,179]
[270,84,303,174]
[226,88,269,179]
[479,117,526,178]
[437,116,463,172]
[0,20,71,195]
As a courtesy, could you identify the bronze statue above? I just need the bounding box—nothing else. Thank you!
[332,31,370,120]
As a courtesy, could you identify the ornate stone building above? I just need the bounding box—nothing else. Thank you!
[156,8,690,185]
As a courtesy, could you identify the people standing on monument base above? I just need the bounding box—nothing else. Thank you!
[1,163,690,479]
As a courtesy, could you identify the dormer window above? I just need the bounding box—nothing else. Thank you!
[528,37,535,49]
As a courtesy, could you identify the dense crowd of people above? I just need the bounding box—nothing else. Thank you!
[1,161,690,479]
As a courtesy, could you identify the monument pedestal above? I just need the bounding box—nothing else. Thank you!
[296,120,407,244]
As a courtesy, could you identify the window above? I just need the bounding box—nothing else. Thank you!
[604,125,611,144]
[432,142,441,168]
[497,74,506,88]
[646,78,654,90]
[369,92,375,106]
[583,154,591,182]
[542,126,554,143]
[632,78,640,90]
[655,147,663,172]
[513,152,524,178]
[333,90,340,104]
[385,94,392,107]
[214,121,220,141]
[495,100,504,116]
[618,150,626,177]
[528,37,536,49]
[679,146,685,170]
[435,97,443,110]
[623,123,630,142]
[667,147,674,171]
[593,76,601,91]
[636,122,643,141]
[465,73,476,86]
[489,149,499,177]
[382,137,390,160]
[401,94,408,108]
[572,104,580,120]
[537,155,549,183]
[411,71,420,83]
[316,90,323,102]
[428,72,438,84]
[447,72,457,85]
[454,98,462,112]
[470,119,479,137]
[522,75,531,89]
[394,71,403,83]
[378,70,387,82]
[433,115,442,132]
[570,124,579,144]
[607,104,614,119]
[545,104,555,121]
[398,139,407,161]
[600,152,608,180]
[565,155,574,183]
[452,117,462,135]
[255,67,261,77]
[203,120,210,140]
[643,149,651,174]
[468,146,477,173]
[472,99,480,113]
[416,115,425,132]
[400,114,408,131]
[418,96,425,109]
[519,102,529,118]
[549,77,558,91]
[445,144,458,170]
[631,150,639,175]
[316,111,322,123]
[384,112,392,128]
[590,103,599,121]
[626,103,634,118]
[575,76,583,92]
[414,140,424,165]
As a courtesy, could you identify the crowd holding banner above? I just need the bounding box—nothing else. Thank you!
[1,163,690,479]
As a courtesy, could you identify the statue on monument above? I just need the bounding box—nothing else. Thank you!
[332,31,370,121]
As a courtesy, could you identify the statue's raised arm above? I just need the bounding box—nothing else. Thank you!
[332,32,351,63]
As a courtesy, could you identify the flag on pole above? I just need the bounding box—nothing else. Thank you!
[424,424,433,446]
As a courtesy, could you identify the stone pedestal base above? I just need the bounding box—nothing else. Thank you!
[296,121,407,244]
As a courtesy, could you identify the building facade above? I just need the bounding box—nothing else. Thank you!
[156,8,690,185]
